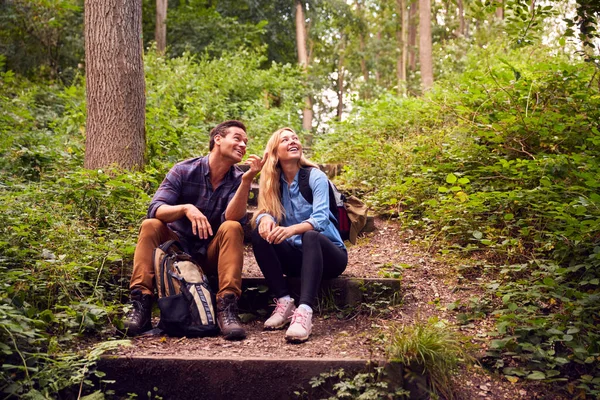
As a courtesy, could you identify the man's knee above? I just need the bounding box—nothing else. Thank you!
[216,221,244,247]
[219,220,243,236]
[139,218,166,234]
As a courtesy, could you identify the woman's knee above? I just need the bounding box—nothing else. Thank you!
[302,230,320,244]
[251,227,267,246]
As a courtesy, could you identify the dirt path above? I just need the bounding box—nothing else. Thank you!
[118,217,560,399]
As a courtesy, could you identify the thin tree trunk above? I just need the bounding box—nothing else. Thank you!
[84,0,146,170]
[456,0,465,36]
[396,0,408,95]
[375,30,382,85]
[496,0,504,19]
[408,1,418,71]
[295,0,312,132]
[419,0,434,91]
[155,0,167,54]
[336,37,345,120]
[356,0,369,98]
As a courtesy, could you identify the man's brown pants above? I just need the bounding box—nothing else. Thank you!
[129,219,244,299]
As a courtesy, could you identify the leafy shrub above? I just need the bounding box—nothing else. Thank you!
[313,42,600,396]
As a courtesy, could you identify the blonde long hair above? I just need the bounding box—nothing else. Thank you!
[252,127,318,227]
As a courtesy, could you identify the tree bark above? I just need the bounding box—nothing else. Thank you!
[396,0,408,95]
[456,0,465,36]
[155,0,167,54]
[84,0,146,170]
[295,0,313,132]
[408,1,418,71]
[336,37,346,120]
[418,0,434,91]
[356,0,369,97]
[375,30,382,85]
[496,0,504,19]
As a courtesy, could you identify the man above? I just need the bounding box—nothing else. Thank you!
[123,120,263,340]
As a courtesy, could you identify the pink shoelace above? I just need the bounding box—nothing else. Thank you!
[290,310,308,328]
[272,298,291,317]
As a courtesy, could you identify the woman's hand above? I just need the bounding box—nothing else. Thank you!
[184,204,213,239]
[258,217,275,241]
[267,226,295,245]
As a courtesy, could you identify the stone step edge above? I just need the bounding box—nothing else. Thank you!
[239,277,401,308]
[97,356,427,399]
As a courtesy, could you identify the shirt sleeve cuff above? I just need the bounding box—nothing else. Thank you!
[147,202,166,219]
[256,213,276,225]
[304,217,321,231]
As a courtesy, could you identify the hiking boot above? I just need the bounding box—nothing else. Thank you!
[217,293,246,340]
[285,307,313,343]
[264,297,296,330]
[122,289,153,336]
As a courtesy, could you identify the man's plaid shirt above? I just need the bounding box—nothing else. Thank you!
[148,155,245,258]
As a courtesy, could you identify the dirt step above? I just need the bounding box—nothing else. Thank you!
[239,276,401,311]
[97,356,423,400]
[99,314,427,399]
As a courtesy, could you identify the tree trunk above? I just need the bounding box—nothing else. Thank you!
[155,0,167,54]
[456,0,465,36]
[375,30,382,85]
[408,1,418,71]
[356,0,369,98]
[84,0,146,170]
[496,0,504,19]
[418,0,434,91]
[336,37,345,121]
[396,0,408,95]
[295,0,312,132]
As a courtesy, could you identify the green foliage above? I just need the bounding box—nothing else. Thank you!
[0,45,306,396]
[144,49,304,166]
[386,318,472,399]
[297,367,410,399]
[141,1,265,60]
[314,42,600,396]
[0,0,84,81]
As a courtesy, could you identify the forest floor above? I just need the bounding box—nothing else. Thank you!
[117,218,566,399]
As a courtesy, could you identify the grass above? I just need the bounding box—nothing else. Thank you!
[386,317,473,399]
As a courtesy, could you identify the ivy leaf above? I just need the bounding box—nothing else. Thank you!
[446,173,458,184]
[526,371,546,380]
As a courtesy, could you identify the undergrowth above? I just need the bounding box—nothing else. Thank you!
[0,47,303,398]
[314,40,600,397]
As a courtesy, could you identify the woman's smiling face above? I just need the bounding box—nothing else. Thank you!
[276,129,302,162]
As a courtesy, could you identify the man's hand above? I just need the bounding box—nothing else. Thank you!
[242,154,265,182]
[266,225,295,245]
[184,204,213,239]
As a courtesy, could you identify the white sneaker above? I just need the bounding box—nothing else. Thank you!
[285,307,313,343]
[264,297,296,330]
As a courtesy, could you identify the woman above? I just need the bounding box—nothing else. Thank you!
[252,127,348,343]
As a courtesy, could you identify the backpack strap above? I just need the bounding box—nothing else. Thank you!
[297,167,340,229]
[159,240,182,254]
[297,167,314,204]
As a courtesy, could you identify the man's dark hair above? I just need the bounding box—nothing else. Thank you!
[209,120,247,151]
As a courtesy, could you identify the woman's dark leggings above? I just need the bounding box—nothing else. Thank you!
[251,229,348,309]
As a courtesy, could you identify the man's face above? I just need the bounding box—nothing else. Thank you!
[214,127,248,163]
